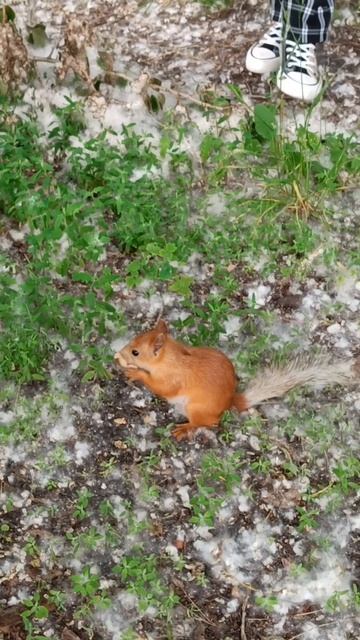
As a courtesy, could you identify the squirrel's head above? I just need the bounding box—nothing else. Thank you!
[114,320,168,370]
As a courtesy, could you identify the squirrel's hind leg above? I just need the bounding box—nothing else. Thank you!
[171,406,221,441]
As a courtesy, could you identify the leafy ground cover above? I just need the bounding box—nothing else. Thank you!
[0,1,360,639]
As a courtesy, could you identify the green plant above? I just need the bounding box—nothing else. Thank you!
[325,590,348,613]
[255,594,278,613]
[67,527,104,554]
[0,523,12,544]
[49,97,86,150]
[200,451,243,492]
[21,592,49,640]
[24,536,40,558]
[289,563,307,578]
[73,488,93,520]
[113,553,179,615]
[176,294,232,346]
[71,566,100,597]
[188,451,244,526]
[121,629,139,640]
[71,567,110,621]
[332,457,360,495]
[47,590,68,611]
[100,456,118,477]
[0,104,206,385]
[297,507,320,532]
[250,457,272,475]
[99,499,115,519]
[198,0,234,8]
[190,486,223,527]
[351,585,360,609]
[138,461,161,503]
[4,497,14,513]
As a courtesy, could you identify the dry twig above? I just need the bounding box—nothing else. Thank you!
[240,594,249,640]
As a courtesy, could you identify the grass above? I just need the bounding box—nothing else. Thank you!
[1,82,360,640]
[1,95,359,384]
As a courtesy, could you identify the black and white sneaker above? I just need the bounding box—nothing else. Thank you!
[245,23,282,74]
[277,41,322,102]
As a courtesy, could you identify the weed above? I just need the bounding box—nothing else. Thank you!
[190,486,223,527]
[100,456,118,477]
[195,572,209,587]
[113,553,179,615]
[71,566,100,597]
[175,294,232,346]
[99,499,115,519]
[290,563,308,578]
[46,479,59,491]
[315,536,332,552]
[49,97,86,149]
[352,585,360,609]
[73,487,93,520]
[51,445,68,466]
[4,497,14,513]
[282,460,301,478]
[200,451,244,492]
[47,590,68,611]
[2,92,358,388]
[115,500,149,536]
[297,506,320,532]
[198,0,234,9]
[255,594,278,613]
[250,457,273,475]
[332,457,360,495]
[24,536,40,558]
[0,523,12,544]
[121,630,139,640]
[0,106,198,384]
[67,527,104,553]
[21,592,49,640]
[104,524,121,547]
[71,567,111,620]
[325,590,348,613]
[189,451,244,526]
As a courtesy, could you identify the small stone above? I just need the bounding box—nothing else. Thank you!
[327,322,341,334]
[113,440,127,449]
[114,417,127,426]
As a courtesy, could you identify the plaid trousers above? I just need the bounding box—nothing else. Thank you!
[270,0,335,43]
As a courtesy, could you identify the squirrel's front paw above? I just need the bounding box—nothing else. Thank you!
[124,367,140,381]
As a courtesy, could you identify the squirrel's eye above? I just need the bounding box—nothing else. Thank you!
[132,349,139,357]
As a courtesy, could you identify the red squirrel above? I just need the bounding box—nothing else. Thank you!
[114,320,359,441]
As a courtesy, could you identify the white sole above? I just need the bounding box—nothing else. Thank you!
[276,73,322,102]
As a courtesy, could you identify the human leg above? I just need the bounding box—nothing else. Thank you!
[245,0,335,101]
[245,0,283,74]
[277,0,335,101]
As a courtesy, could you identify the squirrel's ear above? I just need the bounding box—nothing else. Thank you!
[152,319,168,354]
[153,331,166,355]
[155,319,168,334]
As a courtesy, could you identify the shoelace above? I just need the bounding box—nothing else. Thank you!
[258,23,282,52]
[284,42,317,77]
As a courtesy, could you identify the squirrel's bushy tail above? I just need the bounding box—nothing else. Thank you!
[233,353,359,411]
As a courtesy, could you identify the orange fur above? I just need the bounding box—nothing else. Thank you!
[114,320,248,440]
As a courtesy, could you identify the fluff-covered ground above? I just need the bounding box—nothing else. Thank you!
[0,1,359,639]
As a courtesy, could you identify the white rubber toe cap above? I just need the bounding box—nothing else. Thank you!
[277,69,322,102]
[246,44,281,74]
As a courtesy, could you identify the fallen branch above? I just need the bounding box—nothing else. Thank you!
[240,594,249,640]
